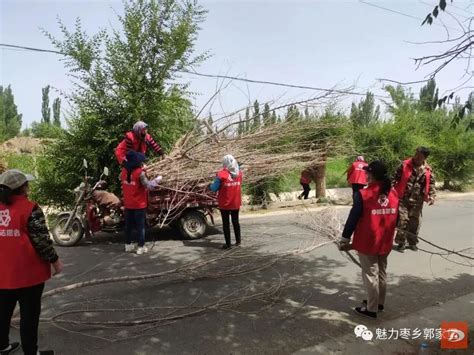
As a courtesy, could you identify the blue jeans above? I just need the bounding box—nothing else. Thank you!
[124,208,146,247]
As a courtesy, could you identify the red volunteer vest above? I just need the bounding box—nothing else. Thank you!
[217,169,243,210]
[352,183,399,256]
[347,161,368,185]
[394,159,431,202]
[115,132,150,164]
[300,171,311,185]
[0,195,51,289]
[121,167,148,209]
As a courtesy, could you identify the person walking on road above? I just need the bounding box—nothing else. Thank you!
[209,155,243,250]
[0,169,64,355]
[115,121,164,165]
[339,161,399,319]
[393,147,436,252]
[298,169,312,200]
[347,156,368,202]
[121,151,162,255]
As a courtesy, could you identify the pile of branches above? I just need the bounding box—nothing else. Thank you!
[148,119,348,189]
[26,235,336,342]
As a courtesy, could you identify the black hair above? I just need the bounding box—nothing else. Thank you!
[380,176,391,197]
[416,146,431,158]
[0,183,27,205]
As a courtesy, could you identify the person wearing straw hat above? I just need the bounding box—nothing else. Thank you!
[209,155,243,250]
[0,170,63,355]
[339,161,399,320]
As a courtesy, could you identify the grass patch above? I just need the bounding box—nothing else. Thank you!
[326,158,348,188]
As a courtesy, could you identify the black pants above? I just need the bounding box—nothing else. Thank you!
[300,183,311,199]
[351,183,365,201]
[0,283,45,355]
[220,209,241,246]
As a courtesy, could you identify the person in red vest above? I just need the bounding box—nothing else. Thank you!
[121,151,162,255]
[115,121,164,165]
[298,169,312,200]
[0,170,63,355]
[339,161,399,319]
[393,147,436,252]
[347,156,368,201]
[209,155,243,250]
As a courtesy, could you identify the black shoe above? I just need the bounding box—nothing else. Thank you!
[39,351,55,355]
[235,241,241,246]
[0,343,20,354]
[354,306,377,319]
[222,244,232,250]
[362,300,384,312]
[407,244,418,251]
[394,243,406,253]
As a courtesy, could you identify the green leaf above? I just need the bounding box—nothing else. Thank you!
[433,6,439,18]
[440,0,447,11]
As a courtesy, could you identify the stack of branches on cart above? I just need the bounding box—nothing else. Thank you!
[145,116,349,224]
[148,118,348,188]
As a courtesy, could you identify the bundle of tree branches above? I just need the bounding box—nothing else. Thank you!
[147,119,348,189]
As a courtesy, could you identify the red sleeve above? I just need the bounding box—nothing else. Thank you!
[146,134,163,155]
[115,138,128,165]
[347,164,354,181]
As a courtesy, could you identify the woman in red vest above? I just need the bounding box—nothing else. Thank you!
[121,151,161,255]
[115,121,164,165]
[0,170,63,355]
[209,155,243,250]
[346,156,368,202]
[339,161,399,319]
[298,169,312,200]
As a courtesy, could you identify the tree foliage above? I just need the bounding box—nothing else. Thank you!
[0,85,22,142]
[53,97,61,127]
[41,85,51,124]
[36,0,207,205]
[350,91,380,127]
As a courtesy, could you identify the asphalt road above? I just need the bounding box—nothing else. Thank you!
[12,195,473,354]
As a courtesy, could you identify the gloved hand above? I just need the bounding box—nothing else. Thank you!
[153,175,163,185]
[338,239,352,251]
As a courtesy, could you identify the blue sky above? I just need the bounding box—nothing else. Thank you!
[1,0,471,128]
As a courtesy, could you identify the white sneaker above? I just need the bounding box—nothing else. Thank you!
[125,244,136,253]
[136,246,148,255]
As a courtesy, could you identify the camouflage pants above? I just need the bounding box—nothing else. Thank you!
[395,202,423,246]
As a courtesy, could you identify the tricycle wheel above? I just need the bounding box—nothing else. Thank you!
[51,215,84,247]
[178,210,207,240]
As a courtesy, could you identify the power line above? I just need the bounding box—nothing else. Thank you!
[0,42,386,99]
[0,43,61,54]
[359,0,460,31]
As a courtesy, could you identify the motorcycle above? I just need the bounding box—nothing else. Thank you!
[51,159,218,246]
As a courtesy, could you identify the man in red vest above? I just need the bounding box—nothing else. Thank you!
[339,161,399,319]
[393,147,436,252]
[347,156,368,202]
[115,121,164,165]
[0,169,63,355]
[209,155,243,249]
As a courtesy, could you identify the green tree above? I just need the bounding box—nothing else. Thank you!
[350,91,380,127]
[271,111,277,125]
[41,85,51,124]
[38,0,207,206]
[285,105,301,121]
[52,97,61,127]
[252,100,261,129]
[262,103,271,126]
[0,85,22,141]
[304,106,310,120]
[419,78,437,112]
